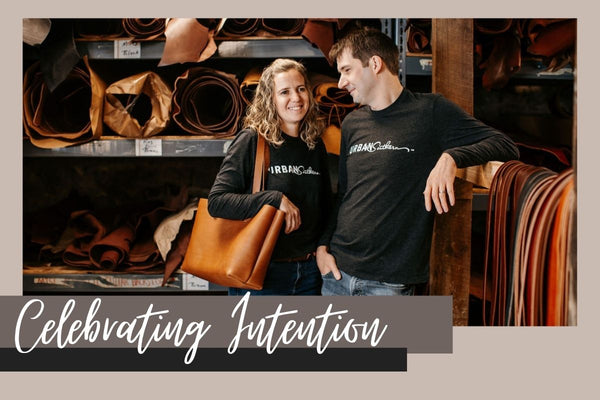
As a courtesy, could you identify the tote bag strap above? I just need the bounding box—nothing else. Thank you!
[251,133,270,193]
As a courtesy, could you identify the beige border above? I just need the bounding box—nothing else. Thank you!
[3,1,597,398]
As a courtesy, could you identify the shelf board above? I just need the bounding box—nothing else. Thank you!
[73,37,325,60]
[23,267,227,293]
[23,136,234,157]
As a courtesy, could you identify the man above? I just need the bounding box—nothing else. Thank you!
[316,28,519,296]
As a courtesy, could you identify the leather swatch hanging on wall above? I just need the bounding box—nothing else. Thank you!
[23,56,105,148]
[103,71,172,138]
[172,66,243,137]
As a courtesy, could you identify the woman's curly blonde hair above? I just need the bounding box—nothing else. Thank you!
[243,58,323,149]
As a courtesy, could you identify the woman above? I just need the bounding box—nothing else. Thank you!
[207,58,332,295]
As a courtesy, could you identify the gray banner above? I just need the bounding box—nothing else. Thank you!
[1,295,452,354]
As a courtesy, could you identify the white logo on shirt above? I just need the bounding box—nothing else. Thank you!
[348,141,414,155]
[268,165,321,176]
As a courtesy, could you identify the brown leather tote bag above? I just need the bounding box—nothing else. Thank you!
[180,134,284,289]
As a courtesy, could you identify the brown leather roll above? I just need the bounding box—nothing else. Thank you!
[122,18,165,40]
[221,19,260,37]
[239,67,262,105]
[260,19,306,36]
[475,19,513,35]
[75,19,124,39]
[62,210,108,268]
[89,225,135,270]
[158,18,217,67]
[162,219,193,286]
[103,71,172,138]
[23,56,105,148]
[172,67,243,137]
[407,25,430,54]
[526,19,576,58]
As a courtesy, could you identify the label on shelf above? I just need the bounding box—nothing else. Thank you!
[182,273,210,291]
[135,139,162,156]
[114,40,141,59]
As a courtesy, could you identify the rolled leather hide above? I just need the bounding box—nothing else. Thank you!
[158,18,218,66]
[89,225,135,270]
[23,18,52,46]
[122,18,166,40]
[103,71,172,138]
[62,210,108,268]
[474,19,513,35]
[75,19,124,39]
[239,67,262,105]
[526,19,576,58]
[221,19,260,37]
[172,67,243,137]
[23,56,105,148]
[260,19,306,36]
[313,81,358,122]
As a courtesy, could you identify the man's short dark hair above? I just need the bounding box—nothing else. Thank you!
[329,27,400,75]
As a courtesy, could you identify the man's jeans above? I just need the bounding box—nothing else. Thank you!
[228,257,322,296]
[321,269,416,296]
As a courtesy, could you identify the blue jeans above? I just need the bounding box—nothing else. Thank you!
[321,269,416,296]
[228,257,322,296]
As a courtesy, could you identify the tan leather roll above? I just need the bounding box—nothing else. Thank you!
[172,67,243,137]
[23,56,105,148]
[62,210,108,268]
[103,71,172,138]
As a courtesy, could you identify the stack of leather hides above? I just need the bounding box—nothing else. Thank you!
[475,18,576,90]
[482,160,575,326]
[220,19,306,38]
[26,190,197,282]
[171,66,243,137]
[23,56,106,148]
[122,18,166,40]
[103,71,172,138]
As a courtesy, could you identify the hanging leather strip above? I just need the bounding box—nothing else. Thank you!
[172,67,243,136]
[158,18,217,67]
[23,56,105,148]
[122,18,166,40]
[545,178,574,325]
[103,71,172,138]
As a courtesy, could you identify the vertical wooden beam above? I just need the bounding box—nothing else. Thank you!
[430,19,474,326]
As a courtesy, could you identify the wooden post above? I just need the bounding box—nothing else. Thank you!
[430,19,474,326]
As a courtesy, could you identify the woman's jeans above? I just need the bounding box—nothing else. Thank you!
[228,256,322,296]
